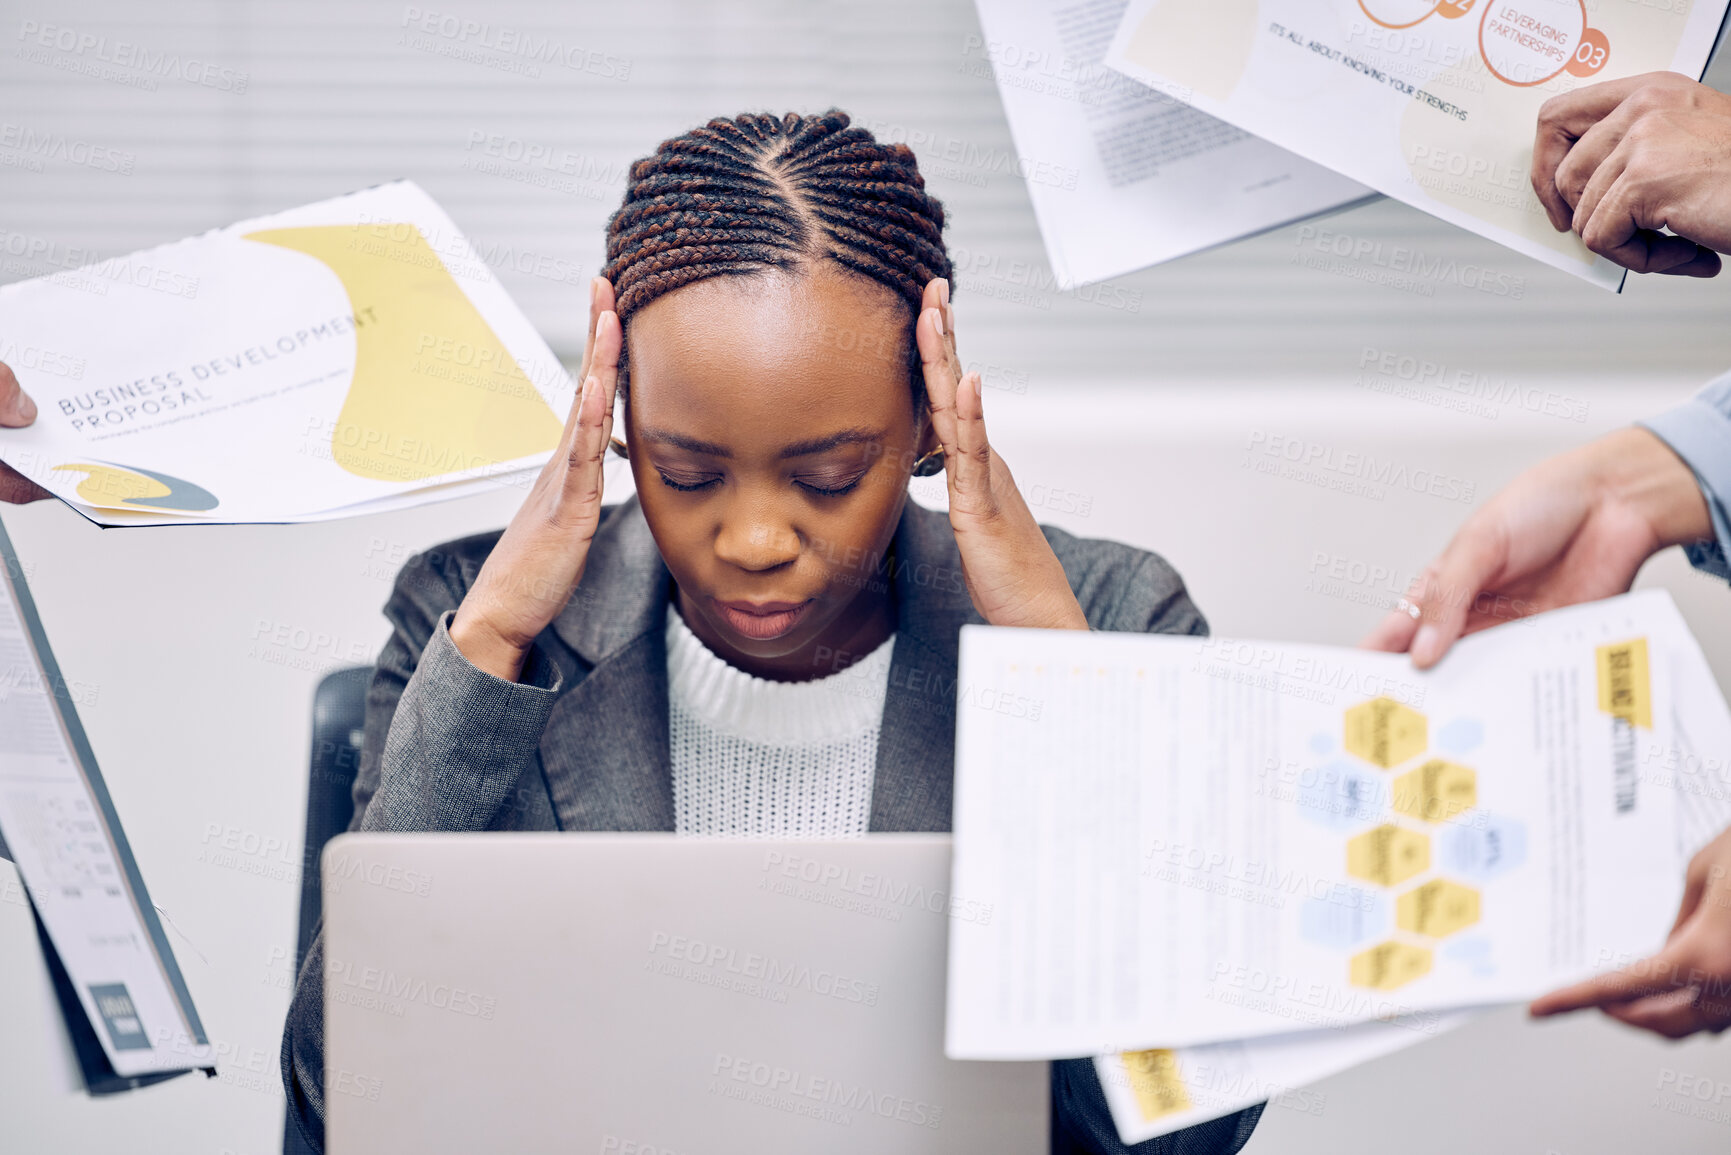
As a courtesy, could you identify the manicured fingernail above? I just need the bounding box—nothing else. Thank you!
[937,278,950,306]
[1412,625,1439,665]
[933,308,945,337]
[590,277,602,309]
[15,390,36,423]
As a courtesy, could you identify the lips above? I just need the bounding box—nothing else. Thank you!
[712,598,813,642]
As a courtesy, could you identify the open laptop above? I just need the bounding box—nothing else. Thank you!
[320,833,1046,1154]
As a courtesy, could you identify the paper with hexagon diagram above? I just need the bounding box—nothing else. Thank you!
[947,590,1711,1058]
[1102,0,1731,291]
[0,181,572,525]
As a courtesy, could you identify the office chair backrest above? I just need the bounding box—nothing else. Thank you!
[293,665,371,974]
[285,664,371,1155]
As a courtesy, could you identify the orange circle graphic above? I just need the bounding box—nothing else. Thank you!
[1478,0,1589,87]
[1564,27,1611,78]
[1358,0,1444,30]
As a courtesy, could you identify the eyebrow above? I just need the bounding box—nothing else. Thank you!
[635,426,884,460]
[775,428,883,459]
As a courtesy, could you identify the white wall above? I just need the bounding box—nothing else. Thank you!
[4,1,1731,1153]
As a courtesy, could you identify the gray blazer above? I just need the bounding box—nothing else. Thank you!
[282,497,1264,1155]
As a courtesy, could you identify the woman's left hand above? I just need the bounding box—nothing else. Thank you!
[916,278,1087,631]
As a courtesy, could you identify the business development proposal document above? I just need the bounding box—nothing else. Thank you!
[948,592,1710,1060]
[974,0,1371,287]
[0,181,575,525]
[1103,0,1731,290]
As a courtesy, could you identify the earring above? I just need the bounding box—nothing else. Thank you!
[609,437,629,458]
[911,448,945,477]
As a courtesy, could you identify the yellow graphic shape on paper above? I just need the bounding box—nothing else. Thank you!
[1125,0,1257,103]
[1122,1050,1192,1121]
[1596,638,1652,731]
[1396,879,1481,938]
[1344,697,1427,769]
[1347,824,1430,888]
[1350,941,1432,990]
[1393,759,1478,824]
[54,461,219,512]
[243,224,562,481]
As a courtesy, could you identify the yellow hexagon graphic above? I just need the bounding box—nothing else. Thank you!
[1350,941,1433,990]
[1396,879,1481,939]
[1346,824,1431,887]
[1393,759,1478,824]
[1344,697,1427,769]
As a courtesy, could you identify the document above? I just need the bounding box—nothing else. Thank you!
[0,517,212,1080]
[1094,1011,1476,1143]
[0,181,574,525]
[973,0,1372,287]
[1103,0,1731,290]
[1086,589,1731,1144]
[947,591,1706,1059]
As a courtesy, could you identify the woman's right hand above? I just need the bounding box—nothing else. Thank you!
[448,278,622,681]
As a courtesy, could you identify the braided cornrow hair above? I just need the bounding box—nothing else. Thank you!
[602,109,953,406]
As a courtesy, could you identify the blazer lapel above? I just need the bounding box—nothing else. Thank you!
[869,503,979,833]
[539,498,677,832]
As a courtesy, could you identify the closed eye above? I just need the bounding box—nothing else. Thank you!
[657,472,721,493]
[796,475,865,497]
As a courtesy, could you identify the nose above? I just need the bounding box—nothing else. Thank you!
[713,499,801,573]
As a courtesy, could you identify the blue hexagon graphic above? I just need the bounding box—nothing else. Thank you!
[1442,935,1497,977]
[1299,887,1388,950]
[1309,732,1336,756]
[1436,718,1484,756]
[1441,814,1527,880]
[1295,760,1387,830]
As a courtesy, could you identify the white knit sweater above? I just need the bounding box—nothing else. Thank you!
[665,607,894,837]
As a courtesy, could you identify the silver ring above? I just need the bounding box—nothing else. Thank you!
[1396,597,1423,621]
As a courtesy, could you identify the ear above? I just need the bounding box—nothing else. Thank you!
[914,407,941,461]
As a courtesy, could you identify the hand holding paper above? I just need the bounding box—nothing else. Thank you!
[1103,0,1731,289]
[1531,817,1731,1036]
[0,181,576,524]
[0,362,49,505]
[1534,71,1731,277]
[948,592,1725,1062]
[1362,426,1714,667]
